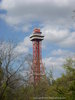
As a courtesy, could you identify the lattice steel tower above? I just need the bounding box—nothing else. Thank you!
[30,28,45,85]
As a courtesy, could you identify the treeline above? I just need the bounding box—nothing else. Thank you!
[0,42,75,100]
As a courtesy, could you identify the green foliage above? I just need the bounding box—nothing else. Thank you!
[63,58,75,74]
[0,68,3,82]
[0,57,75,100]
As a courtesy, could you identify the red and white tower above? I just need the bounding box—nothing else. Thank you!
[30,28,45,85]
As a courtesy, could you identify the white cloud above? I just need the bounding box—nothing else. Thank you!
[14,36,32,54]
[43,56,65,78]
[52,49,75,57]
[43,57,65,70]
[0,0,15,10]
[0,0,75,28]
[59,32,75,47]
[14,45,29,54]
[42,27,69,43]
[22,24,31,32]
[41,26,75,48]
[43,48,75,78]
[0,0,71,10]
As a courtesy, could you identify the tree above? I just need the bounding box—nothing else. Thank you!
[46,68,54,85]
[0,41,30,100]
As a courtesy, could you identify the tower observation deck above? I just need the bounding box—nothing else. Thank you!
[30,28,45,85]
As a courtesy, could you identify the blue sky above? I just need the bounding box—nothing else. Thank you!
[0,0,75,79]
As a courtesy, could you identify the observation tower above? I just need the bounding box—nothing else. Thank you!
[30,28,45,85]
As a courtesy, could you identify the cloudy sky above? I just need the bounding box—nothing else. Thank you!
[0,0,75,79]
